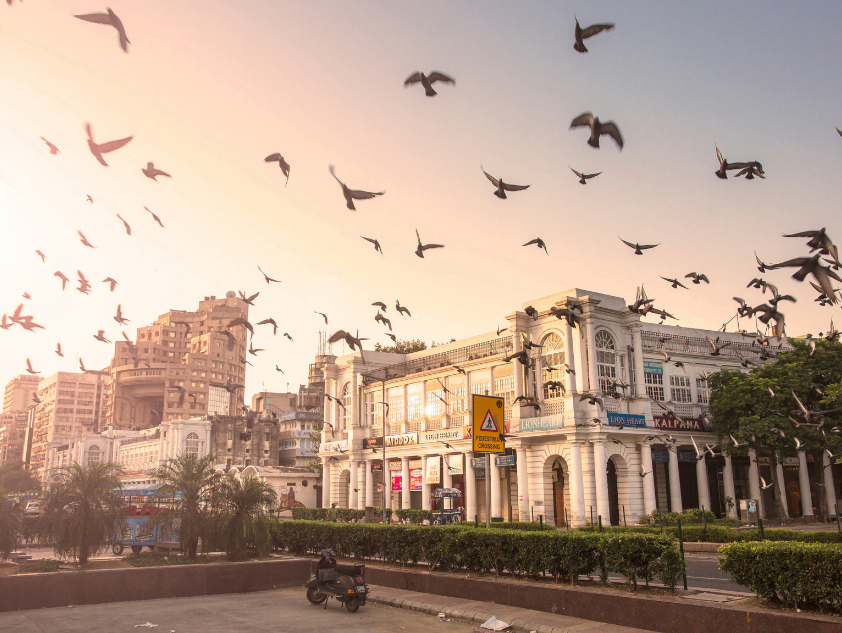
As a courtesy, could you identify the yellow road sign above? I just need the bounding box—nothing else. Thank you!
[472,394,505,454]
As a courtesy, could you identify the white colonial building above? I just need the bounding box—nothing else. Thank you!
[318,288,841,526]
[214,464,320,515]
[42,418,212,487]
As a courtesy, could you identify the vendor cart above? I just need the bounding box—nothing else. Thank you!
[112,483,181,554]
[431,488,463,525]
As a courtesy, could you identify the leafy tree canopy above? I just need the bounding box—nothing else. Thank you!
[0,462,40,493]
[373,338,455,354]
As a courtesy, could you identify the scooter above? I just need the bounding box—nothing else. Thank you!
[305,549,368,613]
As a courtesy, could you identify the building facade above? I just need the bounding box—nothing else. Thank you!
[0,411,29,465]
[276,411,320,468]
[214,464,321,514]
[252,392,297,416]
[209,414,283,471]
[105,293,249,430]
[3,374,41,414]
[317,288,841,526]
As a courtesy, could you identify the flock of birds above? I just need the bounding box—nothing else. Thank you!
[3,6,842,455]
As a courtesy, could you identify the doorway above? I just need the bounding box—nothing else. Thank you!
[552,460,565,526]
[607,459,619,526]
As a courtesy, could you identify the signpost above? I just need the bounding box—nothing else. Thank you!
[472,394,505,528]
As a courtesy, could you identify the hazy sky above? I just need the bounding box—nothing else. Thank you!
[1,1,841,396]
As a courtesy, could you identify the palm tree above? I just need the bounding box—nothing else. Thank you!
[39,462,125,565]
[216,473,278,560]
[149,453,219,558]
[0,500,22,561]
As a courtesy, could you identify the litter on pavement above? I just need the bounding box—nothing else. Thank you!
[134,624,158,628]
[480,616,510,631]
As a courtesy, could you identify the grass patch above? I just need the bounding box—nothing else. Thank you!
[124,551,226,567]
[15,559,62,574]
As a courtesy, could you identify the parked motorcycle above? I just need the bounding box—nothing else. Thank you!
[305,549,368,613]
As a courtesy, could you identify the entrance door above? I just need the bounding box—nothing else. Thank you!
[552,462,565,525]
[607,459,620,526]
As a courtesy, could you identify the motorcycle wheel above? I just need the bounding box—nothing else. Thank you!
[306,587,327,605]
[344,597,360,613]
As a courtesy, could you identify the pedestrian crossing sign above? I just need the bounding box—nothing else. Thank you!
[472,394,505,454]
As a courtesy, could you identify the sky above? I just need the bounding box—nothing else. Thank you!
[1,1,842,397]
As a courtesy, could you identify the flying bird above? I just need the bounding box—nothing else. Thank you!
[86,195,94,204]
[685,272,709,284]
[93,330,111,344]
[570,112,623,150]
[314,311,328,325]
[404,71,455,97]
[74,7,131,52]
[361,236,383,255]
[142,162,171,182]
[40,137,60,155]
[705,336,731,356]
[396,300,411,317]
[771,253,841,302]
[264,153,291,185]
[372,302,387,312]
[257,266,280,284]
[733,162,765,180]
[284,332,294,342]
[760,476,774,490]
[329,165,384,211]
[76,271,92,294]
[22,293,31,300]
[573,16,615,53]
[144,207,165,228]
[661,276,688,289]
[102,277,118,291]
[78,230,96,249]
[619,237,658,255]
[783,228,840,268]
[238,290,259,305]
[496,325,508,336]
[275,365,284,374]
[228,317,256,337]
[375,312,392,330]
[113,304,129,325]
[481,166,530,199]
[55,343,63,357]
[0,315,13,331]
[523,238,549,255]
[35,250,46,262]
[85,122,133,167]
[385,333,397,343]
[25,358,40,375]
[579,393,604,411]
[116,214,131,236]
[415,229,444,258]
[569,166,601,184]
[248,342,264,356]
[327,330,366,360]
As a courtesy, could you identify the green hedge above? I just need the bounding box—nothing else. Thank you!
[720,541,842,612]
[576,524,842,544]
[268,520,684,590]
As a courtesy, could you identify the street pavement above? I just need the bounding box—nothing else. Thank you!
[0,586,650,633]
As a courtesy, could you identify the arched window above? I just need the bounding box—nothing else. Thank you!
[541,333,566,399]
[339,382,350,429]
[185,432,200,457]
[85,445,101,464]
[595,330,619,394]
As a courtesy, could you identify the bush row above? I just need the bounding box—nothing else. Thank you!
[268,520,685,590]
[720,541,842,613]
[575,524,842,543]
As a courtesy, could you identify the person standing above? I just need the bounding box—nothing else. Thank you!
[329,502,338,522]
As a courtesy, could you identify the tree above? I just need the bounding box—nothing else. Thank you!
[149,453,219,558]
[39,462,125,565]
[0,500,21,560]
[215,473,278,560]
[709,339,842,522]
[0,462,39,493]
[373,338,428,354]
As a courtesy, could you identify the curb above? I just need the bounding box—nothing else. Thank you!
[368,592,555,633]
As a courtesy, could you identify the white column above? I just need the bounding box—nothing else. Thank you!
[748,449,763,518]
[515,446,530,521]
[512,334,524,402]
[357,462,366,510]
[422,455,432,515]
[797,452,814,520]
[322,459,331,508]
[775,463,790,520]
[585,316,598,393]
[824,453,838,519]
[465,450,477,522]
[349,460,359,510]
[443,455,453,510]
[696,455,711,511]
[640,443,657,516]
[723,456,737,519]
[401,456,411,510]
[365,461,374,508]
[564,323,578,393]
[668,448,683,513]
[490,454,502,520]
[593,441,610,523]
[350,372,359,429]
[632,326,646,398]
[569,441,586,527]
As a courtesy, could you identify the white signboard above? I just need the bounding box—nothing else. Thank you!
[419,429,462,444]
[385,433,418,447]
[446,455,463,475]
[322,440,348,453]
[426,456,441,484]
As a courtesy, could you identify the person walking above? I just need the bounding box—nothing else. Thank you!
[329,502,338,522]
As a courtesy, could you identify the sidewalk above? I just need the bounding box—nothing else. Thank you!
[367,584,651,633]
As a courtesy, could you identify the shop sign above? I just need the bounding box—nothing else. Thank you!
[677,451,697,463]
[652,451,670,462]
[607,413,646,428]
[519,415,564,432]
[392,475,402,492]
[463,426,473,439]
[389,460,403,471]
[426,456,441,484]
[278,411,321,421]
[654,416,705,431]
[385,433,418,447]
[372,463,383,472]
[643,361,663,375]
[470,457,486,468]
[445,455,463,475]
[757,457,770,466]
[322,440,348,453]
[783,457,799,466]
[410,469,423,491]
[420,429,461,444]
[495,454,516,467]
[363,436,384,449]
[291,430,315,438]
[473,468,486,479]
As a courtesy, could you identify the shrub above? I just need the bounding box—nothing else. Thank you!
[15,559,62,574]
[720,541,842,612]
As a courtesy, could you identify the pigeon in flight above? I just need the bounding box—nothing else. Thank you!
[238,290,259,305]
[570,112,623,150]
[619,237,658,255]
[372,302,387,312]
[116,214,132,236]
[284,332,294,342]
[85,122,132,167]
[771,253,841,302]
[228,317,255,337]
[714,146,756,180]
[733,162,765,180]
[55,343,63,358]
[248,342,264,356]
[415,229,444,258]
[661,276,688,289]
[705,336,731,356]
[404,71,455,97]
[361,236,383,255]
[375,312,392,331]
[0,315,11,331]
[114,304,129,325]
[86,195,94,203]
[783,228,840,268]
[264,153,291,185]
[314,311,328,325]
[25,358,40,375]
[102,277,118,291]
[275,365,284,374]
[396,300,411,317]
[685,272,709,284]
[497,325,508,336]
[755,252,777,273]
[40,137,60,155]
[78,230,96,249]
[21,293,31,301]
[93,330,111,344]
[77,271,92,294]
[569,167,601,184]
[573,17,615,53]
[327,329,366,360]
[142,162,171,182]
[329,165,384,211]
[144,207,165,228]
[35,250,46,262]
[255,266,280,284]
[523,238,549,255]
[481,166,530,199]
[74,7,130,52]
[386,333,397,343]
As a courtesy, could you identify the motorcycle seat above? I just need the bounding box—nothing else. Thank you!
[335,563,363,576]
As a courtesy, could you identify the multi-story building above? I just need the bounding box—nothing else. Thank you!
[252,392,297,416]
[0,411,29,465]
[209,414,282,471]
[298,355,331,414]
[2,374,41,414]
[105,292,249,430]
[277,411,320,468]
[316,287,838,527]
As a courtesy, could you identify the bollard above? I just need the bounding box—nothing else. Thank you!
[677,518,688,591]
[758,516,765,540]
[565,507,569,530]
[837,505,841,535]
[598,516,602,533]
[622,505,626,528]
[475,515,478,528]
[540,515,543,530]
[590,506,594,528]
[702,505,707,542]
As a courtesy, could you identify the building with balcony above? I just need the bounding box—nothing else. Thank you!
[3,374,41,414]
[315,287,840,527]
[0,411,29,465]
[276,411,320,468]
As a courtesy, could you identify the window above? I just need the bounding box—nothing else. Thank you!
[340,382,351,429]
[541,333,566,399]
[264,432,270,442]
[388,391,403,424]
[494,376,515,406]
[669,375,692,403]
[85,445,101,464]
[595,330,617,395]
[407,384,423,420]
[696,377,711,404]
[645,372,664,401]
[448,386,466,413]
[185,432,200,457]
[426,389,446,418]
[227,430,233,441]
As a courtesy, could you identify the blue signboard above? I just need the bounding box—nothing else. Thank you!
[607,413,646,428]
[652,451,670,462]
[495,455,517,467]
[678,451,697,463]
[643,361,663,375]
[519,416,564,432]
[470,457,485,468]
[474,468,486,479]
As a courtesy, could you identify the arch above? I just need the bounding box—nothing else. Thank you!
[185,432,200,457]
[530,446,573,527]
[338,468,351,509]
[540,331,566,399]
[605,448,634,526]
[241,465,260,478]
[85,444,101,464]
[340,382,350,430]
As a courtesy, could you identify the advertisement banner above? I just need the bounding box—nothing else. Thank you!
[385,433,418,447]
[426,456,441,484]
[392,475,402,492]
[363,436,384,449]
[446,455,463,475]
[410,469,422,491]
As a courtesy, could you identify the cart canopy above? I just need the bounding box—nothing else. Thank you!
[432,487,462,498]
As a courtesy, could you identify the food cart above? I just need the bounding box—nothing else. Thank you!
[431,488,463,525]
[112,483,180,554]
